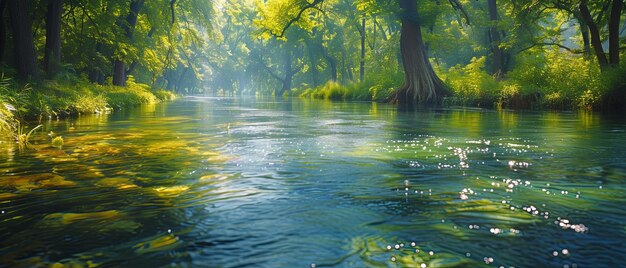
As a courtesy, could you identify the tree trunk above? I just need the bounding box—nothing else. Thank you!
[113,61,126,86]
[608,0,623,66]
[488,0,506,77]
[305,41,320,87]
[375,16,388,41]
[575,14,591,56]
[113,0,144,86]
[392,0,447,106]
[176,66,189,93]
[580,0,609,70]
[7,0,39,80]
[360,17,365,82]
[324,53,337,82]
[88,42,105,84]
[279,51,293,96]
[44,0,62,78]
[0,0,7,63]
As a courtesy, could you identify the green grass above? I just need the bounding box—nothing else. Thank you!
[299,70,401,102]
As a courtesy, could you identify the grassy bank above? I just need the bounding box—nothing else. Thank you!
[298,51,626,111]
[298,69,402,102]
[0,75,176,141]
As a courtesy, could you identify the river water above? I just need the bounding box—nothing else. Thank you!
[1,97,625,267]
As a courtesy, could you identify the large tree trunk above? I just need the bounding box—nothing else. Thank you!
[360,17,365,82]
[580,0,609,70]
[608,0,623,66]
[44,0,62,78]
[0,0,7,63]
[112,61,126,86]
[392,0,447,106]
[7,0,39,80]
[488,0,506,77]
[113,0,144,86]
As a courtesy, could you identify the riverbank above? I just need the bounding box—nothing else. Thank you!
[0,76,175,141]
[299,54,626,111]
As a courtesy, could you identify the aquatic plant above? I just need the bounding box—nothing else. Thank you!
[16,123,42,151]
[51,136,64,148]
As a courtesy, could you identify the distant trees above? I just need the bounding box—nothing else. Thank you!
[1,0,624,109]
[2,0,215,92]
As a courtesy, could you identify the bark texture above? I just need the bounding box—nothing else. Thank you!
[608,0,623,66]
[391,0,447,106]
[8,0,39,80]
[488,0,506,77]
[580,0,609,70]
[44,0,62,77]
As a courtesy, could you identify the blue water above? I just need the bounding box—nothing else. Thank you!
[1,97,625,267]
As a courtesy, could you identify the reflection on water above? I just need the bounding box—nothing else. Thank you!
[1,97,625,267]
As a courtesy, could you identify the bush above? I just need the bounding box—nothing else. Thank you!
[96,78,159,109]
[445,56,500,107]
[508,51,603,110]
[153,89,177,101]
[299,68,401,102]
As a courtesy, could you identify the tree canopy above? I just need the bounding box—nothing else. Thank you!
[0,0,624,110]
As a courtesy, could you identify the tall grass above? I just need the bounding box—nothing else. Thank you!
[299,69,401,102]
[0,73,176,141]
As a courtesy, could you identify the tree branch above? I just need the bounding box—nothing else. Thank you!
[519,42,582,53]
[252,54,285,83]
[272,0,324,38]
[448,0,470,25]
[170,0,177,24]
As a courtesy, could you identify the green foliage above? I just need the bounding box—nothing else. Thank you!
[445,57,500,107]
[101,79,159,109]
[153,89,177,101]
[73,93,109,114]
[507,51,604,110]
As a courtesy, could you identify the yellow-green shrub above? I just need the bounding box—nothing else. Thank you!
[445,56,500,107]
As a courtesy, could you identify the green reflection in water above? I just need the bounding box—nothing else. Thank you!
[0,98,625,267]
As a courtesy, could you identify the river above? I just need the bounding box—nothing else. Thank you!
[1,97,625,267]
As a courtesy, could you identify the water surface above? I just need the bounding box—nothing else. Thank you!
[1,97,625,267]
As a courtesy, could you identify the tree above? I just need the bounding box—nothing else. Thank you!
[113,0,145,86]
[487,0,507,77]
[578,0,623,70]
[44,0,63,78]
[0,0,7,63]
[7,0,39,80]
[579,0,609,69]
[607,0,623,66]
[390,0,447,106]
